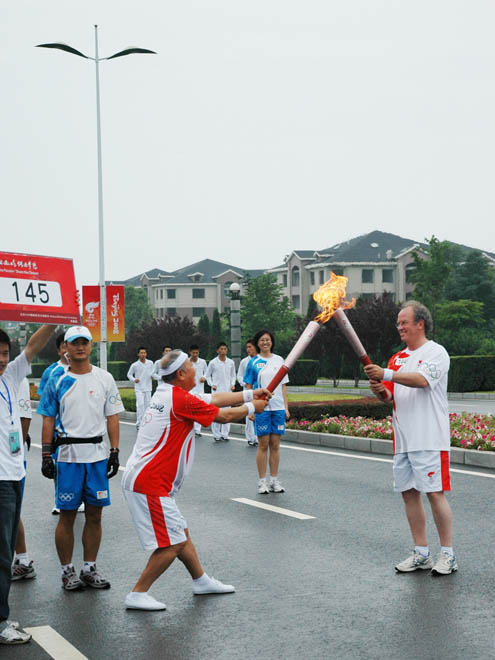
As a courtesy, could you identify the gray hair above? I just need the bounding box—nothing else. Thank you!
[160,349,185,383]
[400,300,433,337]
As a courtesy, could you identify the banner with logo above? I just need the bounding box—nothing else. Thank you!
[0,251,80,324]
[82,285,125,343]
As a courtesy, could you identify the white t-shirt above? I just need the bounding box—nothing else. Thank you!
[0,352,30,481]
[385,340,450,453]
[237,356,251,388]
[18,377,32,420]
[127,359,154,392]
[190,357,207,394]
[38,365,125,463]
[244,354,288,411]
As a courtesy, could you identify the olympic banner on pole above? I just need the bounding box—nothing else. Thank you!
[0,251,80,324]
[82,285,125,342]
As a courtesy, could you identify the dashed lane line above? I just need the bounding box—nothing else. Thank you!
[23,626,88,660]
[232,497,316,519]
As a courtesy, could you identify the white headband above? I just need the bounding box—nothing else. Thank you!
[159,351,188,377]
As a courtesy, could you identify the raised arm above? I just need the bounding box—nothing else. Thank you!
[25,324,56,364]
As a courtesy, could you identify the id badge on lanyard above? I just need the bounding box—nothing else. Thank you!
[1,378,20,455]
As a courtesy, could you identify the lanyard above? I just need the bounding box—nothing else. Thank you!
[0,378,13,421]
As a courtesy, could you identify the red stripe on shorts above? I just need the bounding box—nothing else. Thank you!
[440,451,451,491]
[146,495,171,547]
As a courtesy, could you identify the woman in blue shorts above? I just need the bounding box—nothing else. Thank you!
[244,330,290,494]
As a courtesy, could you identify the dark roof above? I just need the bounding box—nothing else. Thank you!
[107,268,170,287]
[315,230,428,263]
[292,250,316,258]
[113,261,264,287]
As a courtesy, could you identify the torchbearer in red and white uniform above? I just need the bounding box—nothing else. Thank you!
[364,301,457,576]
[122,349,270,611]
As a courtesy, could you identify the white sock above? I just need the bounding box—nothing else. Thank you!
[83,561,96,572]
[15,552,30,566]
[61,563,73,574]
[259,477,266,484]
[270,475,278,483]
[193,572,209,585]
[415,545,430,557]
[441,546,454,556]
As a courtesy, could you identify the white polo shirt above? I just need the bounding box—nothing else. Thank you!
[0,352,30,481]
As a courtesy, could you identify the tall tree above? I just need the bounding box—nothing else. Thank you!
[240,274,296,345]
[445,251,495,321]
[124,286,154,336]
[209,309,225,359]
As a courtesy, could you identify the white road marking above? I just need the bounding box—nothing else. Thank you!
[34,431,495,480]
[24,626,88,659]
[232,497,315,519]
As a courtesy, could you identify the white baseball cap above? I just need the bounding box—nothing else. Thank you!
[64,326,93,343]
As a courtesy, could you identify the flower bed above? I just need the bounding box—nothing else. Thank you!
[287,412,495,451]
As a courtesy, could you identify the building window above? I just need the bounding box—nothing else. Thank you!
[332,267,343,276]
[283,273,288,288]
[382,269,394,283]
[360,293,374,300]
[291,295,300,309]
[405,265,416,283]
[167,308,176,316]
[310,271,315,285]
[319,270,325,284]
[160,289,163,300]
[192,288,205,299]
[167,289,176,299]
[361,269,374,284]
[291,266,300,287]
[192,307,205,317]
[224,281,233,298]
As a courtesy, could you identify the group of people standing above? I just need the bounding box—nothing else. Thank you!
[127,331,291,495]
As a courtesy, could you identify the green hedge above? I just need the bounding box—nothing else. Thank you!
[289,397,393,421]
[289,360,319,386]
[30,362,51,378]
[120,391,136,412]
[108,361,130,381]
[448,356,495,392]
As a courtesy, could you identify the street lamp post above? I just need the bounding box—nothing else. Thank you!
[36,26,156,369]
[229,282,241,369]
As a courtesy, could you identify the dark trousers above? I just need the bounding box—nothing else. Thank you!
[0,480,21,623]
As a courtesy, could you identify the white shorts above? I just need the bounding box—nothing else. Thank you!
[393,451,451,493]
[123,489,188,551]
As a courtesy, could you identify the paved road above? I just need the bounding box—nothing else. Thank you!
[7,416,495,660]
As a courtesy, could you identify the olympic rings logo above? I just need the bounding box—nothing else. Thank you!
[108,394,122,405]
[143,412,152,425]
[18,398,30,412]
[59,493,75,502]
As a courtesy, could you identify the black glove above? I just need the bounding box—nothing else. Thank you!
[41,455,56,479]
[107,449,120,479]
[25,434,31,451]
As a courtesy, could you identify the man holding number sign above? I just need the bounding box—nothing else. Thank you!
[0,324,56,645]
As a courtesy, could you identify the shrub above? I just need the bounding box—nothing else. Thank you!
[288,397,392,421]
[107,361,131,381]
[448,356,495,392]
[30,362,51,378]
[120,390,136,412]
[289,360,319,386]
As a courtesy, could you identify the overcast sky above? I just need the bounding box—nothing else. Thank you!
[3,1,494,287]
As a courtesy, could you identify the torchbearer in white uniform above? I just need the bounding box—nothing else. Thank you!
[364,301,456,576]
[127,347,154,430]
[189,345,207,437]
[205,342,236,442]
[237,339,258,446]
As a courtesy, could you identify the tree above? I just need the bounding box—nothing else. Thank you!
[197,314,210,336]
[435,300,485,332]
[445,251,495,321]
[410,236,458,314]
[113,316,208,362]
[209,309,225,359]
[124,287,154,336]
[240,274,296,345]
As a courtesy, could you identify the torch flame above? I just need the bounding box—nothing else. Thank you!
[313,272,356,323]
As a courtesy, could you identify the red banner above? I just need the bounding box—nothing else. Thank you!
[82,285,125,343]
[0,251,80,325]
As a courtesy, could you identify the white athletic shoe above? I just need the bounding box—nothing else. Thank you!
[258,479,270,494]
[431,552,458,576]
[77,502,85,513]
[0,622,31,645]
[395,551,434,573]
[192,576,235,595]
[51,507,60,515]
[269,478,285,493]
[125,591,166,610]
